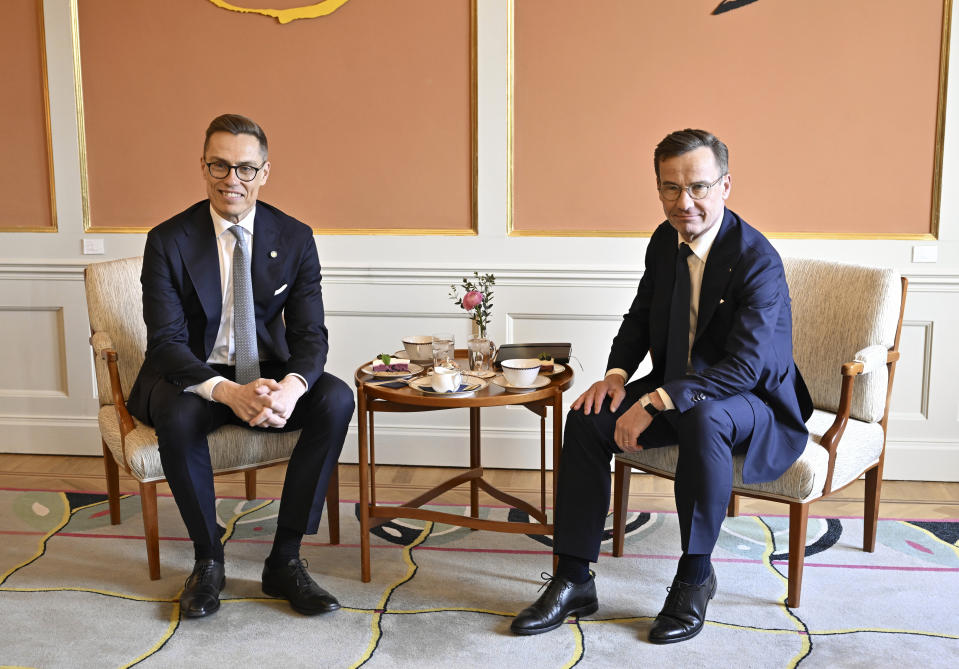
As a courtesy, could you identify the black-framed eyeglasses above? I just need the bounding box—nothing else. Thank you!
[658,174,726,201]
[205,161,264,182]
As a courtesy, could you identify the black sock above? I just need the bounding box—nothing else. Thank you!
[266,526,303,569]
[676,553,711,585]
[555,554,591,584]
[194,542,224,564]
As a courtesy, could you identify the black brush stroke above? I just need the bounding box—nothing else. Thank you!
[713,0,760,15]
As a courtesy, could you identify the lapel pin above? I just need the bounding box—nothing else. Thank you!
[270,250,278,258]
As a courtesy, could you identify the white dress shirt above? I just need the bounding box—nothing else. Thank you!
[606,218,723,410]
[186,205,306,400]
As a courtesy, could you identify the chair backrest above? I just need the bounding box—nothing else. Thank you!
[783,258,901,423]
[84,257,146,407]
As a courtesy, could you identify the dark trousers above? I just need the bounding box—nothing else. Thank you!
[147,362,355,560]
[553,380,762,562]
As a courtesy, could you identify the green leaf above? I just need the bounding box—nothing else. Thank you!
[378,353,392,365]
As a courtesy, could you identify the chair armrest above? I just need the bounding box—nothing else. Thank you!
[90,331,115,358]
[850,344,890,375]
[99,346,136,441]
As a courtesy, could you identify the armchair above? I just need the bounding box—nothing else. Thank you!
[84,256,339,580]
[611,258,906,607]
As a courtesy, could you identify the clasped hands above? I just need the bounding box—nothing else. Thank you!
[212,376,306,428]
[571,375,662,453]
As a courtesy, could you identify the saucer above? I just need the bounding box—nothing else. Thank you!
[409,375,487,396]
[361,361,425,378]
[490,374,550,391]
[394,350,433,366]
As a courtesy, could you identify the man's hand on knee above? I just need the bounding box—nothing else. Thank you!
[614,403,652,452]
[571,376,626,415]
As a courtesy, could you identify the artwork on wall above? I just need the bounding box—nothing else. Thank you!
[511,0,950,238]
[1,0,55,232]
[75,0,476,234]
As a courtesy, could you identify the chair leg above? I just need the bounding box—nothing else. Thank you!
[863,464,883,553]
[787,502,809,608]
[727,493,740,518]
[244,470,257,501]
[101,440,122,525]
[326,464,340,545]
[612,461,631,557]
[139,481,161,580]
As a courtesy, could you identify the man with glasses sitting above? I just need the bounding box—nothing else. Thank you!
[511,129,812,644]
[127,113,355,618]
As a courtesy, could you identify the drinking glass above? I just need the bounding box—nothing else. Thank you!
[431,333,455,369]
[467,336,494,373]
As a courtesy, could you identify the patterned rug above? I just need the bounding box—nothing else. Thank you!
[1,487,957,668]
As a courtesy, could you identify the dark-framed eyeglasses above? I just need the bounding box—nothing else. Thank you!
[658,174,726,201]
[205,161,264,182]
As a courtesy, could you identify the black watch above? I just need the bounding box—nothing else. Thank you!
[640,394,661,417]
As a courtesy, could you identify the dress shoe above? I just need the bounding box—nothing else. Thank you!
[510,573,599,635]
[262,558,340,615]
[648,565,717,644]
[180,559,226,618]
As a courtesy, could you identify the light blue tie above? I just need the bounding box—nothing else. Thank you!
[229,225,260,384]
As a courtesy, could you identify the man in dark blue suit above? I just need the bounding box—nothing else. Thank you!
[127,114,355,618]
[511,129,812,643]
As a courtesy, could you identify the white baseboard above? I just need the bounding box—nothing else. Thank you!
[883,440,959,481]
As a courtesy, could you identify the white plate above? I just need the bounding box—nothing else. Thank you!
[361,361,425,378]
[490,374,550,391]
[539,363,566,376]
[408,375,488,396]
[394,350,433,365]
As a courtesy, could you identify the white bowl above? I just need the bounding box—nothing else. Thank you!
[500,358,541,387]
[403,335,433,361]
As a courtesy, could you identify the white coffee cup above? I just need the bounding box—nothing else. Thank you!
[431,366,463,393]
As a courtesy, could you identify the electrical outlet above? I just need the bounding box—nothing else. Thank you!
[82,238,105,255]
[911,245,937,263]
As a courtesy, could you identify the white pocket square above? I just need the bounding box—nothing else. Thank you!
[719,298,725,304]
[274,284,288,296]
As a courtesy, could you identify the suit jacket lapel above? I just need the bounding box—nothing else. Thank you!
[178,205,221,325]
[251,204,281,309]
[694,209,739,343]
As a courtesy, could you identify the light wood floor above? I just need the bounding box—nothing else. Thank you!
[1,453,957,519]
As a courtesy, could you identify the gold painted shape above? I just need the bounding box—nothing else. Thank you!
[206,0,353,24]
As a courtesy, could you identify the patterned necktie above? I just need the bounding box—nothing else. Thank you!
[229,225,260,384]
[665,243,693,382]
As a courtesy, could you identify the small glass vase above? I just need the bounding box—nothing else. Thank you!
[467,334,495,373]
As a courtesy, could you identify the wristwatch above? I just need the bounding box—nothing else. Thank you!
[640,393,661,417]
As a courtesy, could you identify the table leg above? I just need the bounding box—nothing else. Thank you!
[552,390,563,523]
[357,389,371,583]
[469,406,480,519]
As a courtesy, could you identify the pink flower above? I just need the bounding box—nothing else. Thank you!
[462,290,483,311]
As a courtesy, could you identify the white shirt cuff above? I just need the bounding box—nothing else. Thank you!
[655,387,675,411]
[604,369,629,382]
[185,376,227,401]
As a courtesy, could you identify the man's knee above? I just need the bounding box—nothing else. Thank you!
[151,390,215,453]
[676,401,736,465]
[303,373,355,425]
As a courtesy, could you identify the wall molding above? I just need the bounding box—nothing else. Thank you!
[3,259,957,292]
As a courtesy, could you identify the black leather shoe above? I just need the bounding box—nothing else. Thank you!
[262,558,340,615]
[180,559,226,618]
[510,572,599,635]
[648,565,717,644]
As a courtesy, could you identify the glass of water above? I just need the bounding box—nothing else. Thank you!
[431,333,455,369]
